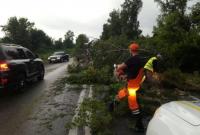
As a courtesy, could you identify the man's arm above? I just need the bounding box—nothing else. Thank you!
[117,63,127,72]
[153,60,158,72]
[114,63,127,80]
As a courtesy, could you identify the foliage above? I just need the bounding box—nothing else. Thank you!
[154,0,187,15]
[73,34,89,61]
[67,64,82,74]
[120,0,143,39]
[30,29,53,51]
[161,68,186,88]
[54,38,63,49]
[71,98,113,135]
[1,17,34,49]
[67,1,200,133]
[150,0,200,72]
[101,10,122,40]
[190,2,200,31]
[0,16,75,53]
[67,65,113,85]
[92,35,131,69]
[63,30,74,48]
[101,0,143,40]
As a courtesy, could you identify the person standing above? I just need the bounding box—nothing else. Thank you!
[144,54,162,83]
[114,42,145,132]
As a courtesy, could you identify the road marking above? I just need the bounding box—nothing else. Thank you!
[68,86,87,135]
[84,85,93,135]
[68,85,93,135]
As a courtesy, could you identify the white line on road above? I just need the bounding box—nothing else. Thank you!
[68,85,93,135]
[84,86,93,135]
[68,85,87,135]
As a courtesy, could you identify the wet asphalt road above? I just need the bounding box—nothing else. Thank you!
[0,60,81,135]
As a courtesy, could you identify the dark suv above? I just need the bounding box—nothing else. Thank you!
[0,43,45,90]
[48,51,69,63]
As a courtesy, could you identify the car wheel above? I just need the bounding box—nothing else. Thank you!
[60,58,64,63]
[16,74,26,91]
[38,66,45,81]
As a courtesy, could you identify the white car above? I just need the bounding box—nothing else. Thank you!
[146,101,200,135]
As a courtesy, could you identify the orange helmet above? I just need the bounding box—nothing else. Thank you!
[129,43,139,52]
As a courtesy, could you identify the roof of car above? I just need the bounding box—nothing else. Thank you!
[54,51,65,53]
[0,43,24,48]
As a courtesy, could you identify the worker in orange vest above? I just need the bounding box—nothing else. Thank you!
[114,42,145,132]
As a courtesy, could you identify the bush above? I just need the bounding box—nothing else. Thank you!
[162,68,186,89]
[67,66,113,84]
[68,64,82,73]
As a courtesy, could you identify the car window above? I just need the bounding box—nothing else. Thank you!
[53,52,65,55]
[25,49,35,59]
[0,48,5,60]
[4,47,20,59]
[17,49,27,59]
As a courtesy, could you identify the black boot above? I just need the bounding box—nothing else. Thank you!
[134,113,145,133]
[108,99,119,112]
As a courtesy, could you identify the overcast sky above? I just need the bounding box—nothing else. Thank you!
[0,0,163,40]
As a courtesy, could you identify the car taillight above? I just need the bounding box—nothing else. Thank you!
[0,62,9,71]
[0,78,8,85]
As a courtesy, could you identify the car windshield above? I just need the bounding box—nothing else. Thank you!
[53,52,64,55]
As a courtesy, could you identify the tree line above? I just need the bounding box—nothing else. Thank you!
[1,0,200,73]
[0,17,75,52]
[74,0,200,73]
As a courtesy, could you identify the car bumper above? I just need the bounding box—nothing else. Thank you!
[0,72,15,90]
[49,59,62,63]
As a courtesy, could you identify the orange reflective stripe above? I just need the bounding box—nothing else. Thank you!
[128,95,139,110]
[117,88,127,99]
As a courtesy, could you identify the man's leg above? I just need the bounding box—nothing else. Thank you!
[128,94,145,132]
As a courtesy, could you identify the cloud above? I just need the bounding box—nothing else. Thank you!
[138,0,160,36]
[0,0,124,39]
[34,14,108,39]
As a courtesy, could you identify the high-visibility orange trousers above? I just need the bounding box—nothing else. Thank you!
[117,87,139,111]
[116,68,144,112]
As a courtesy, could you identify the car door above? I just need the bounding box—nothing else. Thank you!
[24,49,37,77]
[16,48,30,75]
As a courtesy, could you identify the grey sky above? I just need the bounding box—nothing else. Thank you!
[0,0,166,40]
[139,0,160,35]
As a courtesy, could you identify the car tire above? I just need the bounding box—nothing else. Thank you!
[61,58,64,63]
[16,74,26,91]
[38,66,45,81]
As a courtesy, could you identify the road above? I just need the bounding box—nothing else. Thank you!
[0,60,81,135]
[0,60,146,135]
